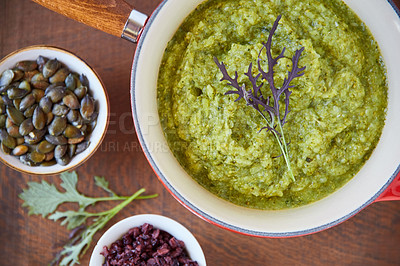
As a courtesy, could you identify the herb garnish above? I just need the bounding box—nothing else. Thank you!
[214,15,305,181]
[19,171,158,266]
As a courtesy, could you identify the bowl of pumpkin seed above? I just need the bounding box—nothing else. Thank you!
[0,45,109,175]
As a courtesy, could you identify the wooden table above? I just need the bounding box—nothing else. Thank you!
[1,0,400,265]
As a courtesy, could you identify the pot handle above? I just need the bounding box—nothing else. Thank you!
[31,0,147,43]
[375,171,400,202]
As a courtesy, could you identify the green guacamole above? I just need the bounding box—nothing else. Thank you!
[157,0,388,209]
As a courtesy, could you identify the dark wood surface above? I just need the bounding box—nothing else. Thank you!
[1,0,400,265]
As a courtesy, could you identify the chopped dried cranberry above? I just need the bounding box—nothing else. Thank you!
[101,223,199,266]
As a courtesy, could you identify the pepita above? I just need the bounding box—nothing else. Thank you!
[36,140,55,154]
[47,86,66,103]
[32,106,46,130]
[23,70,40,82]
[0,69,14,87]
[31,73,49,89]
[6,106,25,125]
[65,73,76,91]
[43,59,61,79]
[36,56,47,72]
[12,144,28,156]
[76,140,89,154]
[0,129,16,149]
[48,116,67,136]
[80,94,94,120]
[49,68,69,84]
[45,134,68,145]
[1,142,11,155]
[19,93,36,111]
[19,154,38,166]
[54,144,67,159]
[19,118,34,136]
[52,103,69,116]
[23,104,37,118]
[32,89,45,102]
[63,124,82,139]
[16,60,38,72]
[29,151,46,163]
[39,96,53,113]
[63,93,80,109]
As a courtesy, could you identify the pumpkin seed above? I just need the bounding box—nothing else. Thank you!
[12,69,24,82]
[1,142,11,155]
[12,144,28,156]
[46,112,54,125]
[19,118,34,136]
[48,116,67,136]
[49,68,69,84]
[45,134,68,145]
[36,140,55,154]
[55,154,71,166]
[0,69,14,87]
[0,115,6,128]
[63,93,80,109]
[24,104,37,118]
[20,154,38,166]
[29,151,46,163]
[67,144,76,158]
[25,128,46,145]
[0,129,16,149]
[52,103,69,116]
[19,93,36,111]
[31,73,49,89]
[74,86,87,100]
[54,145,67,159]
[7,124,21,138]
[16,137,25,145]
[44,151,54,161]
[32,106,46,130]
[6,106,25,125]
[65,73,76,91]
[63,124,82,139]
[80,94,94,120]
[41,160,57,166]
[13,99,21,110]
[32,89,45,102]
[23,70,40,82]
[7,87,28,100]
[18,80,31,92]
[67,135,84,145]
[76,140,89,154]
[46,86,66,103]
[39,96,52,113]
[16,60,38,72]
[43,59,60,79]
[67,109,79,123]
[36,56,47,72]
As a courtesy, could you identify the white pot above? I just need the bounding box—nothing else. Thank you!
[131,0,400,237]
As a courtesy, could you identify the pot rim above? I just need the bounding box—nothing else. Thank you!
[130,0,400,237]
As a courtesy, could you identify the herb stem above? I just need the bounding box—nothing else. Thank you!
[258,110,295,182]
[87,194,158,204]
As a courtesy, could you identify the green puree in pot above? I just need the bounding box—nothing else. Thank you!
[157,0,388,209]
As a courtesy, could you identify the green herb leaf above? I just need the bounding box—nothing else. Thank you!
[94,175,117,197]
[19,171,158,266]
[19,171,99,217]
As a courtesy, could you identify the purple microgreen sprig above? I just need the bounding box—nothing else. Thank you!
[214,15,306,182]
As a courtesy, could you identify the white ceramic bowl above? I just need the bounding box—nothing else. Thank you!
[89,214,206,265]
[0,45,109,175]
[131,0,400,237]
